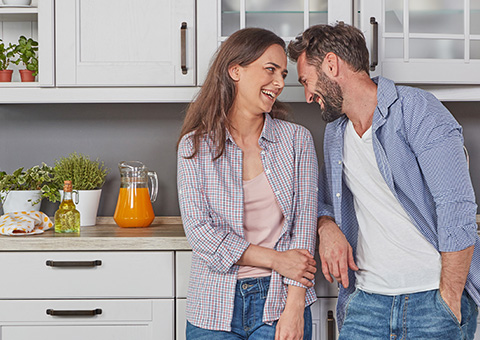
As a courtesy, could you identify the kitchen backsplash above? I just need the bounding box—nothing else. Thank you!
[0,101,478,216]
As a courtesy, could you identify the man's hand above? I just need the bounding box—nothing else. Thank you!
[318,216,358,288]
[273,249,317,287]
[439,245,474,323]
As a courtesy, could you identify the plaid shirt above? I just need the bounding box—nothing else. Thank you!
[319,76,480,329]
[177,113,318,331]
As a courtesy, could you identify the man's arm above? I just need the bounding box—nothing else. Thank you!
[440,245,474,323]
[318,215,358,288]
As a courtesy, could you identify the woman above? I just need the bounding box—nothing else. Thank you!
[177,28,318,340]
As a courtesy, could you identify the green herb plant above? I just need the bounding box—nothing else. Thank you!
[54,152,109,191]
[0,164,59,205]
[12,35,38,76]
[0,39,16,71]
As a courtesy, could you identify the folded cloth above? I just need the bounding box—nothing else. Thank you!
[0,211,53,235]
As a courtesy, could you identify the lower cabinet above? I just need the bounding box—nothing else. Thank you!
[0,251,175,340]
[176,299,187,340]
[311,298,339,340]
[476,317,480,340]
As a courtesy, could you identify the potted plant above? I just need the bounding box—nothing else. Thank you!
[54,152,109,226]
[12,35,38,82]
[0,39,16,82]
[0,164,58,214]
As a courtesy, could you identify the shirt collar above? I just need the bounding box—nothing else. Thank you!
[372,76,398,119]
[225,113,277,145]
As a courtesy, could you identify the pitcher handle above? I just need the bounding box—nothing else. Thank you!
[148,171,158,203]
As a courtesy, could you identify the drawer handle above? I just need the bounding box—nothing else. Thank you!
[327,310,336,340]
[369,16,378,71]
[46,260,102,267]
[46,308,102,316]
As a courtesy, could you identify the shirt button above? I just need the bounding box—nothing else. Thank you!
[265,169,271,175]
[338,160,342,165]
[261,151,265,155]
[336,193,341,198]
[275,190,280,195]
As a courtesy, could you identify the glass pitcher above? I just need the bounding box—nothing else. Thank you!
[113,161,158,228]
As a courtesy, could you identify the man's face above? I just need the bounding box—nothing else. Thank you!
[297,52,344,122]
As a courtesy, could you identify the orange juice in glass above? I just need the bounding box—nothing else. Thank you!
[114,161,158,228]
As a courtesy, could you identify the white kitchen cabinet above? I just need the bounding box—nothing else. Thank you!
[55,0,195,86]
[358,0,480,84]
[0,251,175,340]
[312,298,339,340]
[0,0,54,86]
[196,0,353,91]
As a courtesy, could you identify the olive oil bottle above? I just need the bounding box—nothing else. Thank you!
[55,180,80,233]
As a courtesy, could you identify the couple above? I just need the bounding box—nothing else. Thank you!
[177,24,480,340]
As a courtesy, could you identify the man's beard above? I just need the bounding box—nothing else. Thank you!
[315,71,344,123]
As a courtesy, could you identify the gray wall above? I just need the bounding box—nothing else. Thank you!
[0,101,478,216]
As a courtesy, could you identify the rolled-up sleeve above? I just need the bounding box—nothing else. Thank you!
[177,135,250,273]
[407,93,478,252]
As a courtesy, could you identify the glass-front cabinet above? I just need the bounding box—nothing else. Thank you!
[197,0,353,88]
[359,0,480,84]
[0,0,53,87]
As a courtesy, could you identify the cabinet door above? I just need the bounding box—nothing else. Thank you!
[176,298,187,340]
[311,298,338,340]
[56,0,195,86]
[475,315,480,340]
[197,0,352,87]
[176,251,192,298]
[359,0,480,84]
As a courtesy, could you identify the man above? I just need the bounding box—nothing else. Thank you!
[288,23,480,339]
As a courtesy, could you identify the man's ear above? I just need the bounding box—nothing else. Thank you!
[228,65,241,81]
[324,52,339,77]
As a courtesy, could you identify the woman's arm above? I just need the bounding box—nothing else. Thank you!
[275,286,307,340]
[237,244,316,287]
[178,135,250,273]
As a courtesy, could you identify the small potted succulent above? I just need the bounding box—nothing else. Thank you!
[0,164,57,214]
[0,39,16,82]
[54,152,109,226]
[12,35,38,82]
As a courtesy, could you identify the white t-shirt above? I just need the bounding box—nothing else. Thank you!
[343,120,441,295]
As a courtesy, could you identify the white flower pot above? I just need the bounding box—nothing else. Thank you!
[0,190,42,213]
[59,189,102,226]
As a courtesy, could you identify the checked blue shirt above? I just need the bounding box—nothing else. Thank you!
[319,76,480,329]
[178,113,318,331]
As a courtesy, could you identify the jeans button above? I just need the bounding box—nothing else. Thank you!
[242,283,248,290]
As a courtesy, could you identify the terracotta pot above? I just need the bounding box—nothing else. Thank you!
[0,70,13,82]
[19,69,35,82]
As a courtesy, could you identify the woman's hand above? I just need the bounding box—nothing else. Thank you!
[273,249,316,287]
[275,286,306,340]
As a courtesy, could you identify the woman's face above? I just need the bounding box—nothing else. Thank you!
[232,44,288,115]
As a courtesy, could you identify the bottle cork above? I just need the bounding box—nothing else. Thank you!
[64,180,73,192]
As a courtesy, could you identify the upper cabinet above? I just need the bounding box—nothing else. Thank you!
[55,0,195,86]
[358,0,480,84]
[197,0,353,87]
[0,0,54,87]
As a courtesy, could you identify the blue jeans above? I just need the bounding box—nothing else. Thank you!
[339,289,478,340]
[186,276,312,339]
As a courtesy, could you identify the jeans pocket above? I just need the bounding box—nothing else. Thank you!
[343,288,361,320]
[436,290,461,326]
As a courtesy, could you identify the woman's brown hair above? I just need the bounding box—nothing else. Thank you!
[178,28,289,160]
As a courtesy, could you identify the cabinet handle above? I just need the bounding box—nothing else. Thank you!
[46,260,102,267]
[327,310,336,340]
[46,308,102,316]
[370,17,378,71]
[181,22,188,75]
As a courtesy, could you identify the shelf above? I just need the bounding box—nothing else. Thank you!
[222,10,327,14]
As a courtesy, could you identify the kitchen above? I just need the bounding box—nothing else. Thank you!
[0,1,479,339]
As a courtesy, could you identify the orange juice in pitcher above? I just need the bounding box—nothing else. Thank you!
[113,161,158,228]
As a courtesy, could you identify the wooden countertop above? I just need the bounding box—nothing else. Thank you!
[0,216,190,251]
[1,216,479,252]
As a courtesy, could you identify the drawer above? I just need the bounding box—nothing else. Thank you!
[176,251,192,298]
[0,299,173,340]
[0,251,173,298]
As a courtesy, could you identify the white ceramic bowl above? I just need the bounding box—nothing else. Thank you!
[2,0,32,6]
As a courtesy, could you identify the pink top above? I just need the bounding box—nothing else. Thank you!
[238,171,284,279]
